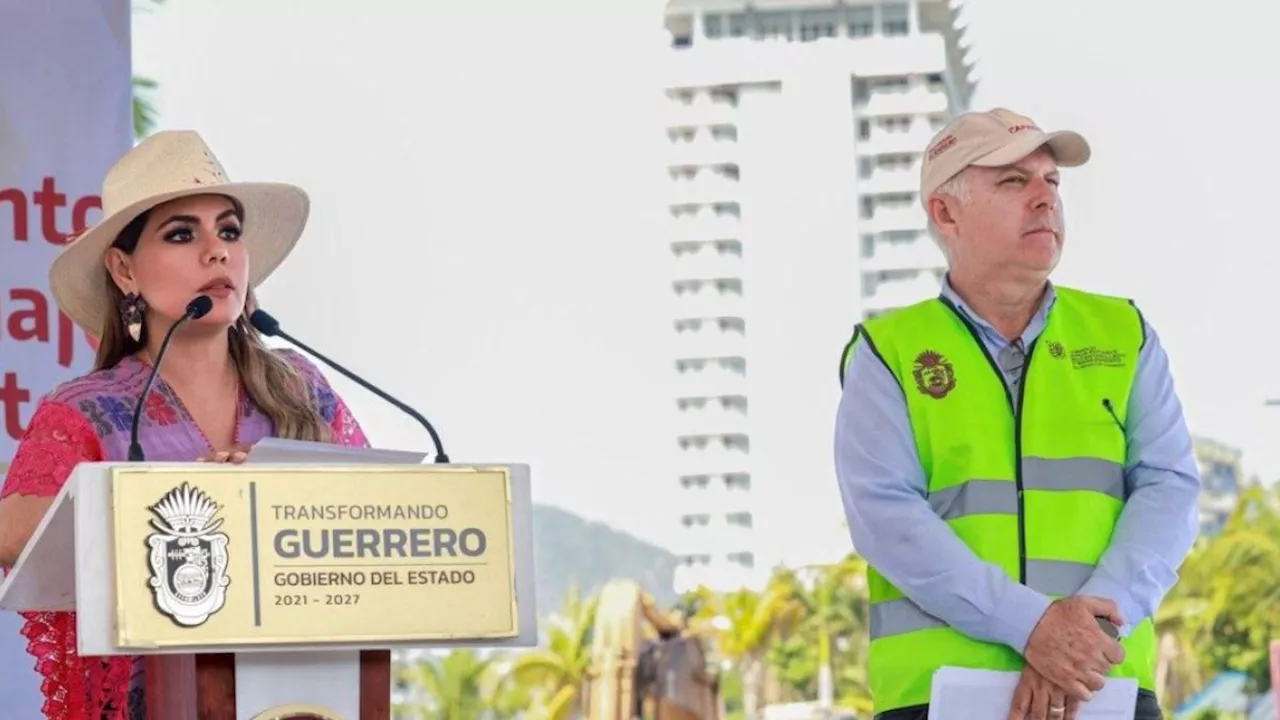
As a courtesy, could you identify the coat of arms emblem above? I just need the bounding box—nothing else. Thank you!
[146,482,230,627]
[912,350,956,399]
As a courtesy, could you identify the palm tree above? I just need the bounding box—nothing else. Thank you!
[768,555,872,713]
[697,579,804,719]
[393,649,496,720]
[501,585,600,719]
[1154,482,1280,708]
[132,0,167,140]
[1153,568,1212,711]
[1193,484,1280,690]
[133,75,160,140]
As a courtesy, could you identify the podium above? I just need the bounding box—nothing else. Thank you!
[0,460,538,720]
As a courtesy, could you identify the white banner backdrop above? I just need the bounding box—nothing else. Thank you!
[0,0,133,715]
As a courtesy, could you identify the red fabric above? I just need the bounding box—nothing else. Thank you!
[1,394,370,719]
[2,401,131,719]
[326,387,370,450]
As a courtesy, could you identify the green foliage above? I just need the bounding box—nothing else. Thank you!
[132,76,159,140]
[769,634,820,699]
[498,585,599,720]
[392,649,496,720]
[1159,483,1280,701]
[764,556,870,708]
[131,0,167,140]
[1185,710,1247,720]
[719,667,745,718]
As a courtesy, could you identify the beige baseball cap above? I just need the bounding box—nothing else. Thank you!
[920,108,1090,206]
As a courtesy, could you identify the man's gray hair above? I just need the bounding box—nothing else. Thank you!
[926,170,971,259]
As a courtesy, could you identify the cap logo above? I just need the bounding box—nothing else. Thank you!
[1007,123,1038,134]
[927,134,958,161]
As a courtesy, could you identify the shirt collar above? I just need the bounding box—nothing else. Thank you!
[939,273,1057,346]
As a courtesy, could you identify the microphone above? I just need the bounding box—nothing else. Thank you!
[248,308,450,463]
[128,295,214,462]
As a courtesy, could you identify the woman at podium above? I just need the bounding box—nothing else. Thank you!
[0,131,371,719]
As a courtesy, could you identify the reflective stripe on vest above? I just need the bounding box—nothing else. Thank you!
[844,286,1158,715]
[871,456,1125,639]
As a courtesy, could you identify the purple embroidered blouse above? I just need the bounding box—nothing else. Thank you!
[0,348,370,719]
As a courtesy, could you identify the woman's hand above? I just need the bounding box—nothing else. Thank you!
[197,444,252,464]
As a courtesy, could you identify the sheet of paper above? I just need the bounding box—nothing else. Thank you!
[246,437,428,465]
[928,667,1138,719]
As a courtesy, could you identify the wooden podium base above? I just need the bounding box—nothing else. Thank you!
[144,650,390,719]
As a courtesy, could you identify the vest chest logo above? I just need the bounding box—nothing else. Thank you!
[1068,346,1126,370]
[1044,340,1125,369]
[912,350,956,399]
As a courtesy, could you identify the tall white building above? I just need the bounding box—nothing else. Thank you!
[662,0,976,596]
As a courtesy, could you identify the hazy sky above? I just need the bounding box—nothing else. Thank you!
[131,0,1280,553]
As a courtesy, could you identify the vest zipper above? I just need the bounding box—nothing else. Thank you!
[938,298,1032,585]
[1012,343,1035,585]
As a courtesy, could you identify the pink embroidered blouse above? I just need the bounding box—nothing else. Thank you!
[0,349,369,719]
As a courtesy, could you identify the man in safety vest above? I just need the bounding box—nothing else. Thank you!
[834,108,1201,720]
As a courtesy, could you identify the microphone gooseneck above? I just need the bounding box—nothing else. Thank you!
[248,308,450,463]
[128,295,214,462]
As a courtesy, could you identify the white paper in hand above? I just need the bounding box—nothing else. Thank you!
[246,437,428,465]
[928,667,1138,719]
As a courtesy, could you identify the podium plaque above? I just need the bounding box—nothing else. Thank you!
[111,465,519,648]
[0,460,538,720]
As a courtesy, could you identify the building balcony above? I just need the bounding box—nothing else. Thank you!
[671,247,743,278]
[672,363,748,397]
[863,271,944,312]
[859,87,950,118]
[672,325,747,358]
[674,477,752,516]
[862,206,929,234]
[666,95,737,128]
[659,31,952,90]
[862,236,947,273]
[668,137,739,168]
[669,215,741,243]
[669,175,740,205]
[859,168,919,196]
[673,405,749,437]
[672,521,754,559]
[859,128,936,157]
[672,290,744,319]
[675,444,750,476]
[673,557,756,595]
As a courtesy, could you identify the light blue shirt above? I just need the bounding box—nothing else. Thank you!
[833,278,1201,654]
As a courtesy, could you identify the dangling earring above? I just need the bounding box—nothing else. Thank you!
[120,292,147,343]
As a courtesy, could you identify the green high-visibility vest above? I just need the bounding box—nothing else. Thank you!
[838,285,1158,715]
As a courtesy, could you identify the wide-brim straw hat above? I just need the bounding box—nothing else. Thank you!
[49,129,310,333]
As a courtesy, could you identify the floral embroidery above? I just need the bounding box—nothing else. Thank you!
[96,396,132,433]
[313,383,338,423]
[77,399,113,437]
[333,403,370,448]
[144,392,178,426]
